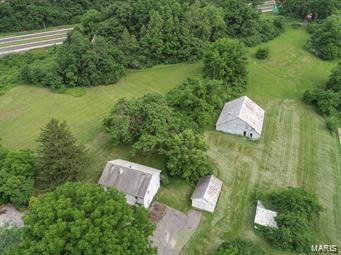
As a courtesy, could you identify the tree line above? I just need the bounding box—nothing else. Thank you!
[17,0,284,88]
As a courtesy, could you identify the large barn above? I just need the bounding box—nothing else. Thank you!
[98,159,161,208]
[191,175,223,213]
[216,96,265,139]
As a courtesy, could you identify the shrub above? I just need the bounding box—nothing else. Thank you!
[255,48,269,59]
[217,239,265,255]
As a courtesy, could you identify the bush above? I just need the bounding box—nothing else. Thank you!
[326,113,341,132]
[255,48,269,59]
[217,239,265,255]
[257,187,322,253]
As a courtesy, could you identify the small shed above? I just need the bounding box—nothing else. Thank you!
[98,159,161,208]
[338,128,341,145]
[0,205,24,228]
[191,175,223,213]
[216,96,265,139]
[254,200,278,229]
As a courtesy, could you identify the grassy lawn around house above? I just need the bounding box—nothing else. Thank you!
[0,25,340,255]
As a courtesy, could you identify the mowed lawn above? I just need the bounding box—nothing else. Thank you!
[182,28,340,255]
[0,26,340,255]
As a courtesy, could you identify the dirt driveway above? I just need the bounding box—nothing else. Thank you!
[150,202,201,255]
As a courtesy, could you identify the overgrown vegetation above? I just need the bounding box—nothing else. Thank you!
[0,0,114,33]
[279,0,339,20]
[306,14,341,60]
[256,187,322,253]
[0,146,34,207]
[17,182,156,254]
[303,63,341,131]
[35,119,87,190]
[6,0,284,89]
[0,226,21,255]
[216,239,265,255]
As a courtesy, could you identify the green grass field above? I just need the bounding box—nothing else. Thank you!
[0,26,340,255]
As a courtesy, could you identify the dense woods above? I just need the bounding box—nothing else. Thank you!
[0,0,114,33]
[16,0,284,88]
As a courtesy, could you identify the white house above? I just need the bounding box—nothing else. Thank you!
[254,200,278,229]
[216,96,265,139]
[191,175,223,213]
[98,159,161,208]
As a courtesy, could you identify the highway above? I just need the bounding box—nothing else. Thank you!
[0,28,72,56]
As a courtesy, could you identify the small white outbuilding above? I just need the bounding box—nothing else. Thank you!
[254,200,278,229]
[98,159,161,208]
[191,175,223,213]
[216,96,265,139]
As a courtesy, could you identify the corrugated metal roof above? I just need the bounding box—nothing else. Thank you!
[98,159,161,199]
[254,200,278,228]
[191,175,223,206]
[216,96,265,134]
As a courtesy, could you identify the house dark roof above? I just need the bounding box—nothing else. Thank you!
[98,159,161,199]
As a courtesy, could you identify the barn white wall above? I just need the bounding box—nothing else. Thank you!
[192,198,215,213]
[142,173,160,208]
[216,118,261,139]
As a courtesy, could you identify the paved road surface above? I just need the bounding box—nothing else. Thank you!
[0,28,72,44]
[0,37,66,56]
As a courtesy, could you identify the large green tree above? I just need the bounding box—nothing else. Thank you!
[164,129,212,183]
[35,119,87,189]
[0,226,21,255]
[17,182,156,255]
[203,38,248,90]
[0,149,34,207]
[307,14,341,60]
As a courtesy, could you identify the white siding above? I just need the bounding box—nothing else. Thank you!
[192,198,215,213]
[142,173,160,208]
[216,118,261,139]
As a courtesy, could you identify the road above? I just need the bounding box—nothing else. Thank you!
[0,28,72,56]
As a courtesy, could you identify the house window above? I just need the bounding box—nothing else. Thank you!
[250,133,253,138]
[243,131,246,136]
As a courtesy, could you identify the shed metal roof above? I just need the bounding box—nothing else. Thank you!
[98,159,161,199]
[254,200,278,228]
[191,175,223,206]
[216,96,265,134]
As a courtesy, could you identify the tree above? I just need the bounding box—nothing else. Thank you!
[0,149,34,207]
[257,187,322,253]
[0,226,21,255]
[217,239,265,255]
[280,0,338,20]
[35,119,87,189]
[167,78,233,130]
[17,182,156,255]
[326,62,341,92]
[203,38,248,90]
[307,14,341,60]
[164,129,212,183]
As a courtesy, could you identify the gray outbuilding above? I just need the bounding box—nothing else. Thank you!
[98,159,161,208]
[191,175,223,213]
[254,200,278,229]
[216,96,265,139]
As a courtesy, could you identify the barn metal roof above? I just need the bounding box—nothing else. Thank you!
[191,175,223,206]
[98,159,161,199]
[216,96,265,134]
[254,200,278,228]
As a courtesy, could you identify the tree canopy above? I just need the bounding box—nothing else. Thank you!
[17,182,156,255]
[307,14,341,60]
[0,148,35,207]
[203,38,248,90]
[256,187,322,253]
[35,119,87,189]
